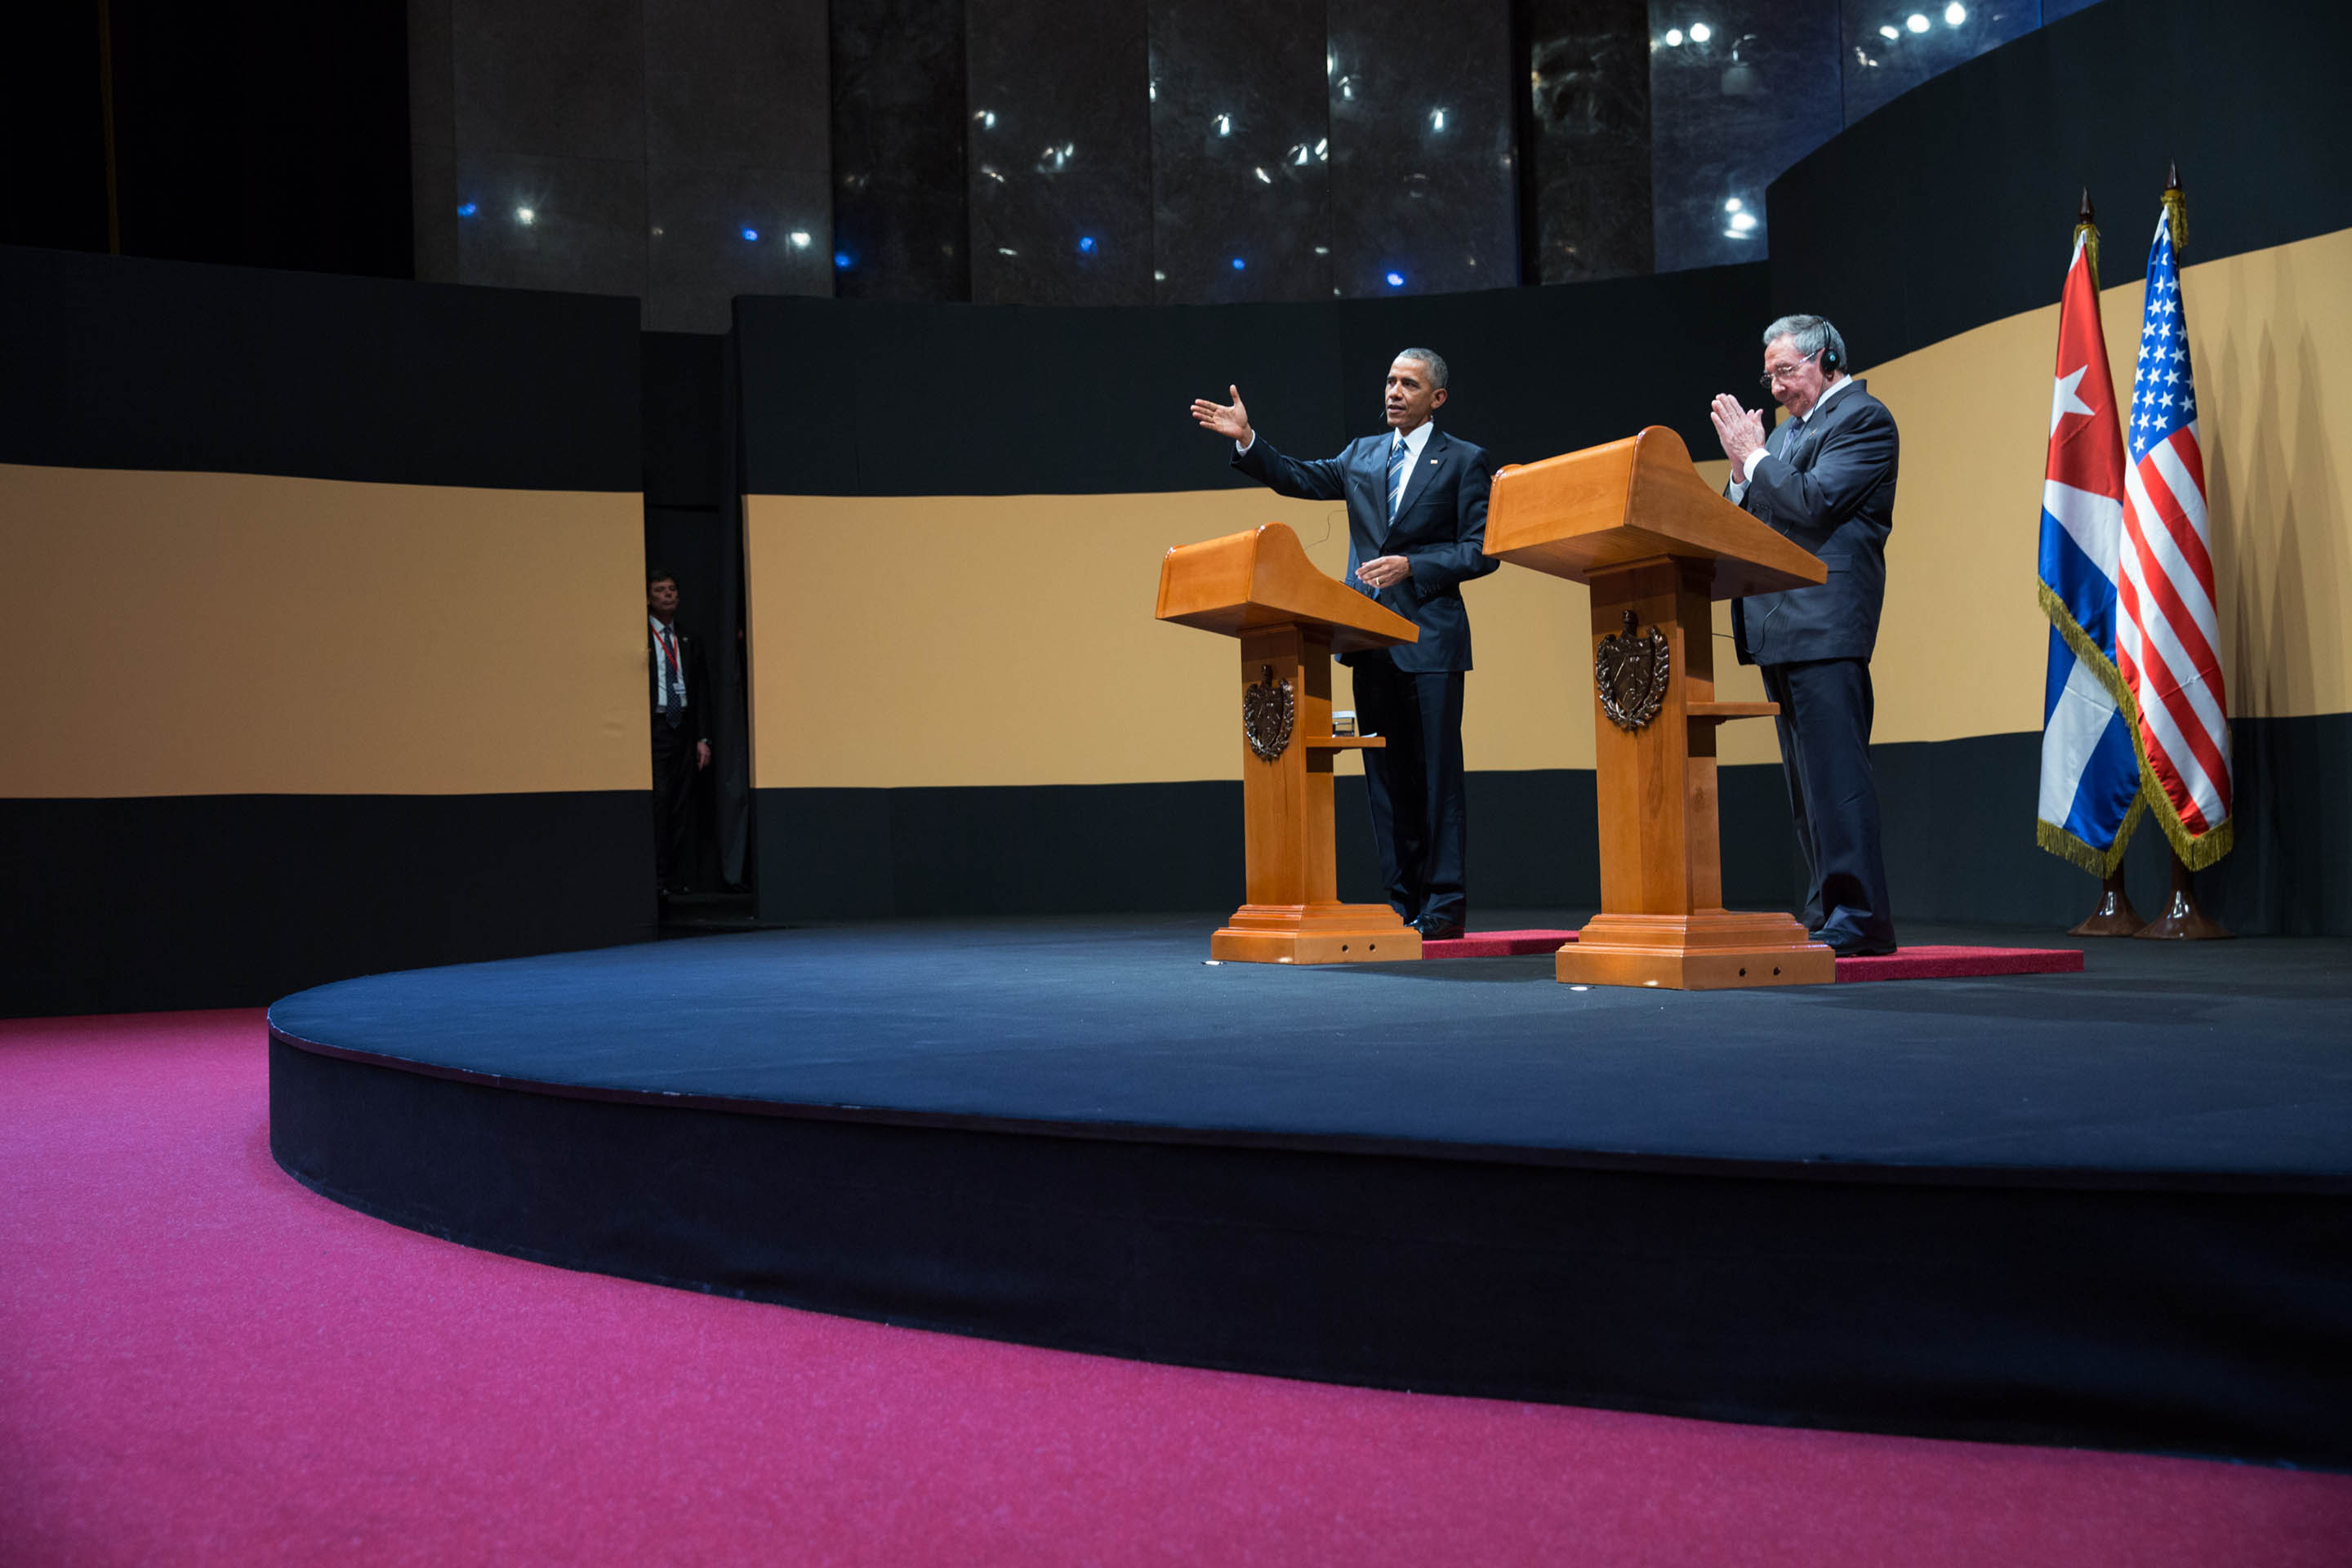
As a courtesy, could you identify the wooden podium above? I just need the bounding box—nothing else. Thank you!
[1156,522,1423,964]
[1486,426,1837,989]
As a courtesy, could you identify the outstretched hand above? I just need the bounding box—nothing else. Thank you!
[1190,385,1252,445]
[1709,394,1767,470]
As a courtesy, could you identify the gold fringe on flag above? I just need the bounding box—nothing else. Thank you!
[2038,797,2145,878]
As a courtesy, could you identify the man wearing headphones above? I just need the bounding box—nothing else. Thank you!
[1708,314,1899,956]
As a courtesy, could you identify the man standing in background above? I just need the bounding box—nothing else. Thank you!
[1192,350,1499,941]
[647,568,710,896]
[1709,314,1899,956]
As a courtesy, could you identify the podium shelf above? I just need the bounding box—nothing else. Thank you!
[1303,735,1386,750]
[1686,701,1779,721]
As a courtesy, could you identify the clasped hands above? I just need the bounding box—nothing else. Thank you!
[1709,393,1768,472]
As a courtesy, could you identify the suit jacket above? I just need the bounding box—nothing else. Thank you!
[1232,426,1499,672]
[648,621,713,742]
[1730,378,1899,667]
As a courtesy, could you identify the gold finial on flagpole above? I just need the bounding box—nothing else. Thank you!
[2162,163,2187,258]
[2074,189,2100,287]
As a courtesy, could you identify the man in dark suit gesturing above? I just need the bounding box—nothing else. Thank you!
[1191,350,1499,941]
[1709,314,1898,956]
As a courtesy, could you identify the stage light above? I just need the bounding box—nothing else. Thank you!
[1430,108,1446,131]
[1907,13,1930,31]
[515,207,536,225]
[1944,2,1966,21]
[1313,245,1330,255]
[741,228,759,242]
[1689,22,1711,42]
[789,231,811,248]
[1215,114,1232,136]
[457,202,478,217]
[1315,137,1328,158]
[1078,235,1096,253]
[1879,23,1899,38]
[973,109,996,127]
[1664,28,1684,45]
[834,252,851,268]
[1731,211,1757,231]
[1232,257,1246,270]
[1724,197,1744,212]
[1385,271,1405,287]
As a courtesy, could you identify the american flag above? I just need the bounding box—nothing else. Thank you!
[2118,207,2231,865]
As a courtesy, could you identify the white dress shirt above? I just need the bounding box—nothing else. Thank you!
[650,614,688,709]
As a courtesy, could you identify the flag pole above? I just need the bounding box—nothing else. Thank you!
[2132,165,2234,942]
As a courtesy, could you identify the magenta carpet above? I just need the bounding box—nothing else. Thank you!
[6,1011,2347,1566]
[1420,930,2086,982]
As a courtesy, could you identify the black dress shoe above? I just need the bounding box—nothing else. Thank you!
[1811,929,1896,957]
[1414,916,1467,942]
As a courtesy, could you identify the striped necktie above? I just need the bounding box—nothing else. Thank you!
[1387,436,1409,519]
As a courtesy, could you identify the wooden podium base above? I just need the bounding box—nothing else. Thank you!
[1211,903,1423,965]
[1556,911,1833,990]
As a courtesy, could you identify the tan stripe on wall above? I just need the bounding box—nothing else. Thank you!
[8,465,650,797]
[1835,220,2352,753]
[746,225,2351,792]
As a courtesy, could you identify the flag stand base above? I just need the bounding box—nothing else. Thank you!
[2135,849,2234,940]
[2069,866,2146,937]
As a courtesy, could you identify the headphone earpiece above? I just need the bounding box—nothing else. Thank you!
[1820,348,1839,372]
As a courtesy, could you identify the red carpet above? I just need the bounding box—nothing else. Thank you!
[1418,929,1575,957]
[5,1010,2345,1566]
[1835,944,2085,982]
[1423,930,2086,982]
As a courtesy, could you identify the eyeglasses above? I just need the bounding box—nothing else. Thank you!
[1758,349,1820,391]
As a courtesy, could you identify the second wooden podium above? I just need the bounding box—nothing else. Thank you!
[1156,522,1423,964]
[1486,426,1837,989]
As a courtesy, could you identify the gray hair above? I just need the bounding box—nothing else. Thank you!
[1393,347,1449,391]
[1762,314,1848,375]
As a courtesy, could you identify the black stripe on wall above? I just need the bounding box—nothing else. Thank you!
[1768,0,2352,368]
[755,713,2348,936]
[756,770,1791,924]
[0,245,640,491]
[737,262,1769,497]
[3,792,655,1018]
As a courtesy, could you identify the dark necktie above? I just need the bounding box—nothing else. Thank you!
[1387,437,1409,519]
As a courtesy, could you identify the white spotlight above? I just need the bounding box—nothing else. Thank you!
[1690,22,1711,41]
[1879,24,1899,38]
[1664,27,1684,45]
[1730,211,1757,231]
[1724,197,1743,212]
[515,207,536,225]
[1944,2,1966,21]
[1907,12,1931,31]
[788,231,811,249]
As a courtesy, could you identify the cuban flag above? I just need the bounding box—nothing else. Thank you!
[2118,207,2232,867]
[2037,229,2144,873]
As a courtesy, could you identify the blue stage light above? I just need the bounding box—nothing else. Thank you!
[1386,270,1405,287]
[457,203,478,217]
[1079,236,1096,253]
[835,252,852,269]
[742,228,760,242]
[1232,257,1246,270]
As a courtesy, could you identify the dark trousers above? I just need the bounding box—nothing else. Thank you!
[1350,652,1469,926]
[650,711,699,887]
[1760,657,1895,947]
